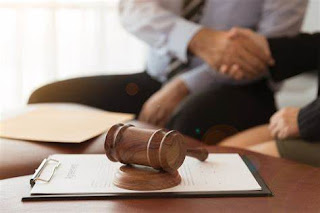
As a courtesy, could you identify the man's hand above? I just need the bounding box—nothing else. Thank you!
[189,28,274,80]
[219,28,274,79]
[269,107,301,140]
[138,78,189,127]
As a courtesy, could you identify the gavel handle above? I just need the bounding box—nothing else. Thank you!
[187,147,209,161]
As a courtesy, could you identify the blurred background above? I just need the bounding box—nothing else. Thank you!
[0,0,319,114]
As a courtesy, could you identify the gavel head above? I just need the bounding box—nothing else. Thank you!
[105,124,187,173]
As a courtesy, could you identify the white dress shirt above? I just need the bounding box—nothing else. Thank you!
[119,0,308,92]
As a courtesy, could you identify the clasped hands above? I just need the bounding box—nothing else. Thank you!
[189,27,275,80]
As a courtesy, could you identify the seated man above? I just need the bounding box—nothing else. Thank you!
[219,30,320,167]
[29,0,307,141]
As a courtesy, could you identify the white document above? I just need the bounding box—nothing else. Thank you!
[31,154,261,195]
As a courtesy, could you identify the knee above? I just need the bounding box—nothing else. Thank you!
[168,87,233,128]
[28,83,57,104]
[167,88,242,141]
[28,79,76,104]
[167,92,214,139]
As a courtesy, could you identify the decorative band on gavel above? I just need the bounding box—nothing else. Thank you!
[105,124,209,173]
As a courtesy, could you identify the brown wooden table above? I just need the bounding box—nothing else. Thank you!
[1,104,320,212]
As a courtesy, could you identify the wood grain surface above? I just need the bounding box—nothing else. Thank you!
[1,145,320,213]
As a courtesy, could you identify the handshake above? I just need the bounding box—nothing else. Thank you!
[189,27,275,80]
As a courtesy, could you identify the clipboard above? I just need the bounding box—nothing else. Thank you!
[22,156,272,201]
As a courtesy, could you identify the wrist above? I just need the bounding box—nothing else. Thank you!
[188,28,208,55]
[176,78,190,96]
[188,28,225,55]
[169,78,190,97]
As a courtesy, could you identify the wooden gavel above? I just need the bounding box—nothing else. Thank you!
[105,124,208,173]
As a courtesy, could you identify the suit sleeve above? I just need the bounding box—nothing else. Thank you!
[298,98,320,142]
[268,33,320,82]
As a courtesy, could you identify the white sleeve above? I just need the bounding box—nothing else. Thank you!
[119,0,202,62]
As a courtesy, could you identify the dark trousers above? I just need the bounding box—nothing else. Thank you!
[28,72,276,143]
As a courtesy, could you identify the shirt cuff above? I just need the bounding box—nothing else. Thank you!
[167,18,202,62]
[178,64,215,93]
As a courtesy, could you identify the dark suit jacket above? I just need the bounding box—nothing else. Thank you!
[268,33,320,141]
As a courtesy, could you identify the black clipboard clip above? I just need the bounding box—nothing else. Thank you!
[30,158,60,187]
